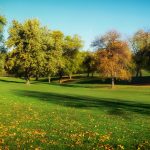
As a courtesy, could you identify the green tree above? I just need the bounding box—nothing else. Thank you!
[0,15,6,31]
[63,35,82,79]
[6,19,44,84]
[50,30,65,83]
[41,29,60,83]
[0,15,7,75]
[0,15,7,53]
[83,51,97,77]
[132,30,150,76]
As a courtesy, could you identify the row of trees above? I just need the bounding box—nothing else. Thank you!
[5,19,83,84]
[0,16,150,87]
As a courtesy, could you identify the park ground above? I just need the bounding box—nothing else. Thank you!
[0,76,150,149]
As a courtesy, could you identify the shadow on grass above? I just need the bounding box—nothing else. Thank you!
[14,90,150,118]
[1,76,150,87]
[75,76,150,85]
[58,83,111,89]
[0,78,24,84]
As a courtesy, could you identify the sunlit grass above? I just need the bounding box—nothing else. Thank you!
[0,77,150,149]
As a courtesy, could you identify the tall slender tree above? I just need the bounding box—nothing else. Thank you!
[50,30,65,83]
[63,35,82,79]
[41,28,60,83]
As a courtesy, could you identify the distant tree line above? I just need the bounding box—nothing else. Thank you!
[0,16,150,87]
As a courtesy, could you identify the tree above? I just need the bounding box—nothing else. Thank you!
[0,15,7,75]
[63,35,82,79]
[41,29,60,83]
[0,15,6,31]
[6,19,44,84]
[132,30,150,76]
[93,31,132,88]
[0,15,6,48]
[50,30,65,83]
[83,51,97,77]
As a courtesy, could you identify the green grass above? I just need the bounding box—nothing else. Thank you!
[142,70,150,76]
[0,77,150,149]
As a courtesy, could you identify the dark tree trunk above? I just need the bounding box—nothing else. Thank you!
[139,70,142,77]
[25,68,31,85]
[136,68,139,77]
[91,72,94,77]
[59,74,62,84]
[59,78,62,84]
[136,67,142,77]
[36,74,39,81]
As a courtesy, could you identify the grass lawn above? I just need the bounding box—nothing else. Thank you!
[0,77,150,149]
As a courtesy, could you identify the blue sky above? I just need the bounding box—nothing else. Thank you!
[0,0,150,50]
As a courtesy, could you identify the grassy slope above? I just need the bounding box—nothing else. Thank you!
[0,77,150,149]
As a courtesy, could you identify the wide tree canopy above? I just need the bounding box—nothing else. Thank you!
[93,31,132,87]
[6,19,44,84]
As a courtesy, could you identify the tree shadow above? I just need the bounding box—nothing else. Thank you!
[14,90,150,119]
[0,78,24,84]
[57,83,111,89]
[73,76,150,85]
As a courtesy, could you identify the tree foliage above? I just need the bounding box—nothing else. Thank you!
[83,51,97,77]
[93,31,132,87]
[43,29,65,83]
[6,19,44,84]
[132,30,150,76]
[63,35,82,79]
[0,15,7,75]
[3,17,149,86]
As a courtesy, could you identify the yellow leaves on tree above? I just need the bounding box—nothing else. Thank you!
[94,31,132,87]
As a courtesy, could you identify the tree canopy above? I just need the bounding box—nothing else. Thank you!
[6,19,43,84]
[93,31,132,87]
[1,17,149,86]
[132,30,150,76]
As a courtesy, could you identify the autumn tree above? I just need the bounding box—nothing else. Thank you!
[6,19,44,84]
[93,31,132,87]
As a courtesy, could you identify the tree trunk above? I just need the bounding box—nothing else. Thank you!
[59,75,62,84]
[91,72,94,77]
[25,69,30,85]
[26,78,30,85]
[111,77,114,88]
[59,78,62,84]
[87,72,90,77]
[48,75,51,83]
[139,70,142,77]
[136,67,142,77]
[136,68,139,77]
[36,75,39,81]
[69,75,72,80]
